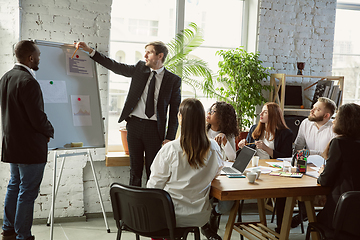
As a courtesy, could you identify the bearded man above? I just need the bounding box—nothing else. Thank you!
[294,97,337,155]
[291,96,337,228]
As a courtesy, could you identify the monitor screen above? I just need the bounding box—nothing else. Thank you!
[278,85,303,107]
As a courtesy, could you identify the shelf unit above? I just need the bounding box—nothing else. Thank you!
[269,73,345,112]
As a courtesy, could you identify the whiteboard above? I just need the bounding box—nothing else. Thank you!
[35,40,105,149]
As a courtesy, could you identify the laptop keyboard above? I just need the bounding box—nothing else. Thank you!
[222,167,239,174]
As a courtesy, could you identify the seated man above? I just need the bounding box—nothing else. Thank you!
[291,96,337,228]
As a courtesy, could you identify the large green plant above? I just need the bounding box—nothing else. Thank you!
[164,23,213,95]
[204,47,273,131]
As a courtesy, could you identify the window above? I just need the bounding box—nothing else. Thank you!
[108,0,245,150]
[333,1,360,104]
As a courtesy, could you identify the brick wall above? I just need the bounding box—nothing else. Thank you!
[257,0,337,108]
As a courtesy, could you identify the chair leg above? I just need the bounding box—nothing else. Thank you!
[299,201,305,234]
[193,228,201,240]
[237,200,244,240]
[117,229,121,240]
[136,234,140,240]
[305,226,311,240]
[271,199,277,223]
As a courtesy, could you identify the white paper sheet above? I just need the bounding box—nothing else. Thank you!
[38,80,68,103]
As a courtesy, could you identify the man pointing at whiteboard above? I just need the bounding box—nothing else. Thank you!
[76,41,181,187]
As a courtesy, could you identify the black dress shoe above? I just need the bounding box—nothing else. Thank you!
[201,223,222,240]
[291,213,308,228]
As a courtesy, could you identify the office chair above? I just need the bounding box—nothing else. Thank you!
[305,191,360,240]
[110,183,200,240]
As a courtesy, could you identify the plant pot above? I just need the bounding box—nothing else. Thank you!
[235,131,249,151]
[119,128,129,155]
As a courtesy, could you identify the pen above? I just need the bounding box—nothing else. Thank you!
[71,46,79,59]
[272,164,282,168]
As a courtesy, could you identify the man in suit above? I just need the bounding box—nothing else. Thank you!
[76,41,181,186]
[0,40,54,240]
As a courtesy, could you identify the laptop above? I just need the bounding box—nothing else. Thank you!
[221,146,257,175]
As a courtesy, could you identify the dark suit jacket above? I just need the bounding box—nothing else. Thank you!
[317,137,360,228]
[246,124,293,159]
[91,51,181,141]
[0,65,54,164]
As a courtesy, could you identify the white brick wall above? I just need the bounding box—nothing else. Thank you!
[257,0,337,107]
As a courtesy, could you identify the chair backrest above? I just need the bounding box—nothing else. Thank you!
[332,191,360,238]
[110,183,177,237]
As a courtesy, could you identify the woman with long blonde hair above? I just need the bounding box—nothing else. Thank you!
[147,98,223,227]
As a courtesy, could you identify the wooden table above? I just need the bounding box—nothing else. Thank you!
[210,159,330,240]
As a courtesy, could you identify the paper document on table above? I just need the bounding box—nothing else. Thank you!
[277,157,292,162]
[247,166,279,174]
[306,155,325,167]
[306,171,320,179]
[266,161,292,168]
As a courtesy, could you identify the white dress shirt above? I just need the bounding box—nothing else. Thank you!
[147,139,224,227]
[207,128,236,161]
[130,67,164,120]
[294,118,337,155]
[15,63,36,79]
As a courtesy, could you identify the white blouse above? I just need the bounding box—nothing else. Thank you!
[257,132,275,159]
[147,139,223,227]
[207,128,236,161]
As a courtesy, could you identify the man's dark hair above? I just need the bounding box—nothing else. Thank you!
[145,41,168,63]
[15,40,37,62]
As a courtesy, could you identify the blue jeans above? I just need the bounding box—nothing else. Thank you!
[215,200,235,214]
[2,163,46,240]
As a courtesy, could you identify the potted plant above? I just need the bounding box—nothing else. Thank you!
[203,47,273,134]
[164,22,213,95]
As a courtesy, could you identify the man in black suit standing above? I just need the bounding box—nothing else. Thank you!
[76,41,181,186]
[0,40,54,240]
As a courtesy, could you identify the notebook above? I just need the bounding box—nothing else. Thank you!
[221,146,257,175]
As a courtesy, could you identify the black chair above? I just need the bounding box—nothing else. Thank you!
[305,191,360,240]
[110,183,200,240]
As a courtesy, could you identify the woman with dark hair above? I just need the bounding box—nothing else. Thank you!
[238,102,293,233]
[200,102,239,240]
[147,98,223,227]
[206,101,239,161]
[238,102,293,159]
[317,103,360,229]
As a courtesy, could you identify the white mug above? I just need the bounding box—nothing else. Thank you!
[253,169,261,179]
[252,156,260,167]
[246,172,257,183]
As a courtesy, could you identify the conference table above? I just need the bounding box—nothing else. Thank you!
[210,159,331,240]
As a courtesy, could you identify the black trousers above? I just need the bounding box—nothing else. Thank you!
[126,116,162,187]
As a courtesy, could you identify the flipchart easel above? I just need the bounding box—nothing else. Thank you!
[47,149,110,240]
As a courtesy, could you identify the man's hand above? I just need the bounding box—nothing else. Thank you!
[75,42,93,54]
